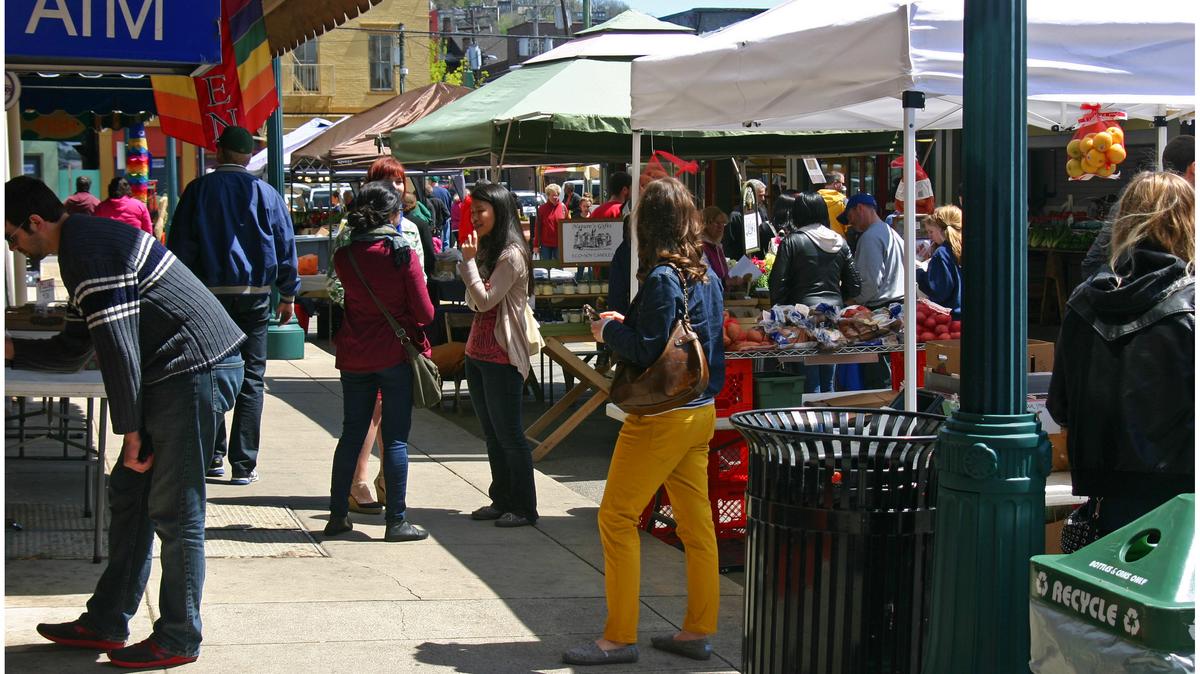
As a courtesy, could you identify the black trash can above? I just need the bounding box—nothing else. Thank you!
[730,407,944,674]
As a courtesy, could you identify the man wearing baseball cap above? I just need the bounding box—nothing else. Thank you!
[841,192,904,387]
[167,125,299,485]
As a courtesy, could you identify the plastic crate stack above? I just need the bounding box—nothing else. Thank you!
[638,359,753,544]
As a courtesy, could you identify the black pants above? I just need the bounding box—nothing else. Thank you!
[464,356,538,521]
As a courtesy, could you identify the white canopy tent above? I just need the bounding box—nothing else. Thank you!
[247,117,343,175]
[628,0,1196,411]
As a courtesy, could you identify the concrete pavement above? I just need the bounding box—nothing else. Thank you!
[5,343,744,673]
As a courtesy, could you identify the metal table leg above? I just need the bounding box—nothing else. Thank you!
[94,400,107,564]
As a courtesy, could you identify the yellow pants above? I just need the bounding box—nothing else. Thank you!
[599,404,719,644]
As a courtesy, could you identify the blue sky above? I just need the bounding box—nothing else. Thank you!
[624,0,786,17]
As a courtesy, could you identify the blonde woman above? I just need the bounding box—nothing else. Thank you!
[916,205,963,317]
[564,177,726,666]
[1048,171,1194,544]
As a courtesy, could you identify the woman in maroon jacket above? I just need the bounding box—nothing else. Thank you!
[324,181,435,542]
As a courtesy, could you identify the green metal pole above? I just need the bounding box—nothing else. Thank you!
[921,0,1050,672]
[266,57,285,196]
[583,0,592,29]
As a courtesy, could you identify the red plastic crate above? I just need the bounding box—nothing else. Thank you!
[715,358,754,418]
[637,480,748,543]
[707,430,749,484]
[889,349,927,391]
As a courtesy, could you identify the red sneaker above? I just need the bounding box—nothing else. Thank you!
[36,620,126,650]
[107,638,198,669]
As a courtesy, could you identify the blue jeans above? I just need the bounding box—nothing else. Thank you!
[81,354,243,656]
[330,362,414,523]
[440,219,452,249]
[540,246,558,261]
[804,365,835,394]
[214,295,270,476]
[465,357,538,521]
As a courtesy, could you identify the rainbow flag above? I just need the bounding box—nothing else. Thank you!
[151,0,277,150]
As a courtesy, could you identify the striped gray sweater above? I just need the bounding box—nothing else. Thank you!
[11,215,246,434]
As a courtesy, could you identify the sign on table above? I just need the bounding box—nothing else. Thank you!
[560,219,621,265]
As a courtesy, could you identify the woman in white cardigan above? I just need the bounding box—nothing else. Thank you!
[458,182,539,527]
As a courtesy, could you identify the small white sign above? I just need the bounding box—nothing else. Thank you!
[802,156,825,184]
[35,279,55,315]
[743,211,761,254]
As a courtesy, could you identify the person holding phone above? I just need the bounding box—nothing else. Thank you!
[459,183,539,528]
[563,177,726,666]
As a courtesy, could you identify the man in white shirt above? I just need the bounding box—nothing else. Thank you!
[839,193,905,388]
[841,193,904,307]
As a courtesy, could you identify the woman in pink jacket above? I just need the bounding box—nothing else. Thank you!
[93,177,153,235]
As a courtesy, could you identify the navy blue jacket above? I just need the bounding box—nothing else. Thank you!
[168,165,300,300]
[603,262,726,403]
[916,244,962,317]
[607,239,631,314]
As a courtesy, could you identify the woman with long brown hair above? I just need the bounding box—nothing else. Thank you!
[1049,171,1194,545]
[564,177,726,666]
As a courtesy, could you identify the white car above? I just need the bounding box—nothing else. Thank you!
[512,190,546,220]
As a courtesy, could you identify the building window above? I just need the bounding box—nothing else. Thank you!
[369,34,395,91]
[517,37,529,57]
[292,38,319,92]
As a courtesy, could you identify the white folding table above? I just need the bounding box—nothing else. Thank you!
[5,367,108,563]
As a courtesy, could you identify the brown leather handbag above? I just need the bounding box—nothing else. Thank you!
[610,265,710,415]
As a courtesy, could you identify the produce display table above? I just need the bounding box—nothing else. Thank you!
[526,324,610,461]
[725,342,918,363]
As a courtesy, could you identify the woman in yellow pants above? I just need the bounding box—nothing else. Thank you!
[563,176,727,666]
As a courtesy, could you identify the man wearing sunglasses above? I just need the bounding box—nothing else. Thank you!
[5,176,246,669]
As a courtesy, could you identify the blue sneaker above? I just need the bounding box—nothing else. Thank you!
[229,470,259,486]
[205,456,225,478]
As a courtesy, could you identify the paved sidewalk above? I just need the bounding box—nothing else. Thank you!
[5,345,743,673]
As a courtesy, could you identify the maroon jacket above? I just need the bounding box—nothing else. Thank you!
[64,191,100,215]
[333,239,434,373]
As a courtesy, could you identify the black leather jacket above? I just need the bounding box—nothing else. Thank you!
[768,227,862,307]
[1048,246,1195,497]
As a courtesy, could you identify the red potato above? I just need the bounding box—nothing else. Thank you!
[950,332,961,339]
[923,316,938,329]
[949,320,962,332]
[918,331,936,342]
[934,313,952,325]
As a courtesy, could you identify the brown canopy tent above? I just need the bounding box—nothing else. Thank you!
[290,82,471,173]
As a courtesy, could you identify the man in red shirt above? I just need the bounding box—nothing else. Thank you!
[535,184,566,260]
[589,171,631,220]
[63,176,100,215]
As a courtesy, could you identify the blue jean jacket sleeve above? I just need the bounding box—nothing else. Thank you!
[268,187,300,300]
[603,270,680,369]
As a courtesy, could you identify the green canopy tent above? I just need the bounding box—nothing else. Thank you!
[389,12,894,169]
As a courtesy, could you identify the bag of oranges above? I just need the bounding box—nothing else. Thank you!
[1065,104,1128,180]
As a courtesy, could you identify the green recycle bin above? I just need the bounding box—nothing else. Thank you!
[1029,494,1196,673]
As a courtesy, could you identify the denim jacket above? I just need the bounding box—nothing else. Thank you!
[602,262,726,403]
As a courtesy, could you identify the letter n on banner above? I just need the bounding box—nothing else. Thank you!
[150,0,276,150]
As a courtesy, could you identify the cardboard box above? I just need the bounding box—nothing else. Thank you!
[809,391,896,408]
[925,338,1055,376]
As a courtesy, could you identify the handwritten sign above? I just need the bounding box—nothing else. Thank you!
[560,219,620,265]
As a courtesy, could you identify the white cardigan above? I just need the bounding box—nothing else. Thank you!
[458,246,532,380]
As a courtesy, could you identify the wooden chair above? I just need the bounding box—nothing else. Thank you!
[441,311,475,412]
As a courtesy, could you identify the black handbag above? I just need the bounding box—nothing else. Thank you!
[1060,499,1103,554]
[346,249,443,409]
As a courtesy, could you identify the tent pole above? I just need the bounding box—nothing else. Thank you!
[490,152,499,183]
[1154,107,1168,170]
[629,130,642,305]
[901,92,923,413]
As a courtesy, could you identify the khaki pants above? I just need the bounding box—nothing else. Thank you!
[599,404,720,644]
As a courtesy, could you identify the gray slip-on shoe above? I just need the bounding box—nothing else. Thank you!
[561,641,639,666]
[650,634,713,660]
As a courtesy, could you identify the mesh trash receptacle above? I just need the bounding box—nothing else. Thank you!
[730,407,945,674]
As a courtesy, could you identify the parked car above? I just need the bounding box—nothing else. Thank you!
[512,190,546,220]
